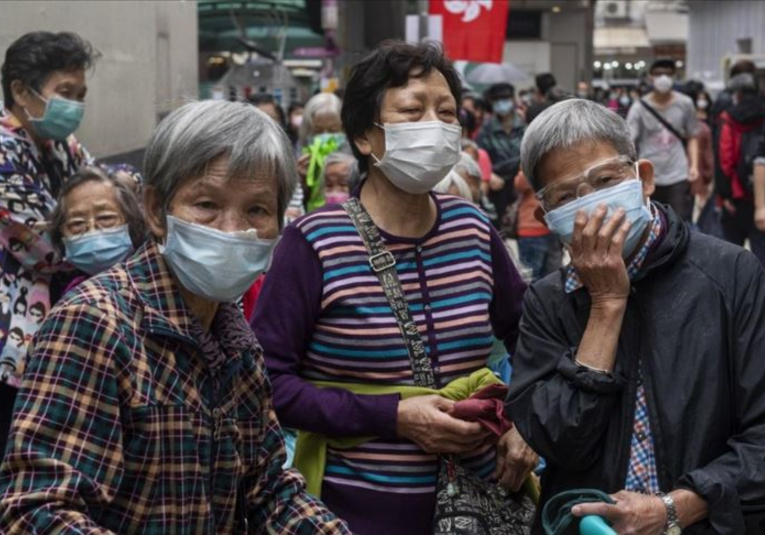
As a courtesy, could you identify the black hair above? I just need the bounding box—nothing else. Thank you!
[341,40,462,173]
[29,301,46,318]
[13,287,27,316]
[535,73,557,96]
[731,60,756,77]
[459,108,476,133]
[1,31,98,109]
[484,83,515,102]
[649,58,676,75]
[8,327,24,344]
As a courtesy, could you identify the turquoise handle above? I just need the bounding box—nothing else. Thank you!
[579,515,616,535]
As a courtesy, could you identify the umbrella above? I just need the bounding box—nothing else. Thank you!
[466,62,528,85]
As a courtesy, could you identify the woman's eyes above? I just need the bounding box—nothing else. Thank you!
[195,201,217,211]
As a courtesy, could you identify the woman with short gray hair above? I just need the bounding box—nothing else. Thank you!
[49,165,145,293]
[0,100,349,534]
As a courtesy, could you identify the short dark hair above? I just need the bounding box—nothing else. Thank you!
[50,166,146,256]
[731,60,756,77]
[535,73,557,96]
[484,83,515,102]
[341,40,462,173]
[650,58,676,75]
[1,31,98,109]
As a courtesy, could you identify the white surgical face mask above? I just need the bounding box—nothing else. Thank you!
[372,121,462,194]
[653,75,674,94]
[159,216,277,302]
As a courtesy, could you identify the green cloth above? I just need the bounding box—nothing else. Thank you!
[294,368,503,498]
[302,136,342,212]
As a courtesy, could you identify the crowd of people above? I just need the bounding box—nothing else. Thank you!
[0,30,763,535]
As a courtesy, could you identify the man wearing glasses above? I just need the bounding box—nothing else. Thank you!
[506,99,765,534]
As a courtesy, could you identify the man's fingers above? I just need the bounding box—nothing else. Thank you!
[609,219,632,257]
[570,209,588,254]
[581,204,608,253]
[572,502,620,520]
[595,208,626,254]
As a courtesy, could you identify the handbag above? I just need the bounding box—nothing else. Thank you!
[343,197,535,535]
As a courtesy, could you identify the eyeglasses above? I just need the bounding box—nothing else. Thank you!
[535,155,637,212]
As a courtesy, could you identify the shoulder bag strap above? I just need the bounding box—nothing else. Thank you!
[342,197,437,389]
[640,99,688,146]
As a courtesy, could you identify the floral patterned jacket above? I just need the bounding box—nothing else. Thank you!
[0,107,91,387]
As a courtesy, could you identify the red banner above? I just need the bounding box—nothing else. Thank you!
[429,0,510,63]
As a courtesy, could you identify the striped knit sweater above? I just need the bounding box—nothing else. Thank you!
[253,192,526,535]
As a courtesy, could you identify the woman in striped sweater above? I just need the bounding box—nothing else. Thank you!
[252,41,535,534]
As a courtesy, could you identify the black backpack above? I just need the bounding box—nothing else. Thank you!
[736,118,765,194]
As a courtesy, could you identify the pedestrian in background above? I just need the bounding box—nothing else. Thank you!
[477,82,525,226]
[627,58,700,221]
[718,73,765,264]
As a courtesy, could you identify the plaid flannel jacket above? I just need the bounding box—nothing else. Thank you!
[0,241,349,534]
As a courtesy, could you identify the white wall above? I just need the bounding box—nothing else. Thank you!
[0,1,198,158]
[687,0,765,84]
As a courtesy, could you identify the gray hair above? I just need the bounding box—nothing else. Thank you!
[434,170,472,200]
[50,166,146,255]
[729,73,758,94]
[143,100,297,230]
[453,151,482,180]
[520,99,637,190]
[300,92,342,145]
[322,151,359,187]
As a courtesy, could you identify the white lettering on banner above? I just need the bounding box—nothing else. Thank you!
[444,0,493,23]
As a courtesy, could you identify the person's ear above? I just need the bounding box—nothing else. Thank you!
[10,80,33,109]
[143,186,167,241]
[637,159,655,198]
[353,129,373,157]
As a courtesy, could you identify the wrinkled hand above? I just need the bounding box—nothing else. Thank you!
[297,154,311,178]
[397,395,488,454]
[492,426,538,492]
[570,205,631,305]
[572,490,666,535]
[755,206,765,232]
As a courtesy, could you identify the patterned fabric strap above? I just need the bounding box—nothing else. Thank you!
[343,198,437,389]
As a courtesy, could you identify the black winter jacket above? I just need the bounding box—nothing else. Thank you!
[507,205,765,533]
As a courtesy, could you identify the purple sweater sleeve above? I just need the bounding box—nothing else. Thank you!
[251,225,400,439]
[488,226,527,354]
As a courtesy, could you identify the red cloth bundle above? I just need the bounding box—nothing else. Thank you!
[449,383,513,437]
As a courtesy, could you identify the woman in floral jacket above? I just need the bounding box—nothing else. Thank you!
[0,31,97,450]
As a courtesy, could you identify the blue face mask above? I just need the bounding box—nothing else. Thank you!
[64,225,134,275]
[27,89,85,141]
[159,216,277,303]
[544,178,652,259]
[312,132,346,146]
[493,99,515,116]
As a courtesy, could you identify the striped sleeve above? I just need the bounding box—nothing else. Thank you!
[253,225,400,438]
